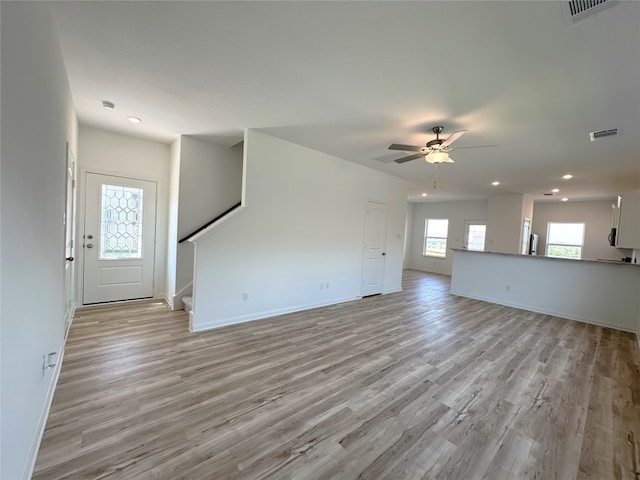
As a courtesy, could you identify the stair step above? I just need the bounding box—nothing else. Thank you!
[181,295,193,313]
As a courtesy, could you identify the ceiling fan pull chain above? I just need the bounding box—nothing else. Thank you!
[433,164,438,189]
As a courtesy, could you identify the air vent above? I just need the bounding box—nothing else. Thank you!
[589,128,618,141]
[544,193,555,196]
[560,0,619,26]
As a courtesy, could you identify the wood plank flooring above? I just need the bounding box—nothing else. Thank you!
[33,270,640,479]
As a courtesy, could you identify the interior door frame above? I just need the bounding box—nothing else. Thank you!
[361,199,389,297]
[76,167,162,306]
[63,143,77,335]
[463,220,487,251]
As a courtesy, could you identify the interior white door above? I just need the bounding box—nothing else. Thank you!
[362,201,388,297]
[83,173,157,304]
[64,144,76,329]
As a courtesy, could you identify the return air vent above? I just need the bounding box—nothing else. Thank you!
[561,0,619,26]
[589,128,618,142]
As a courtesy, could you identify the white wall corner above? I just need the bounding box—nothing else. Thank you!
[164,295,175,310]
[188,310,195,332]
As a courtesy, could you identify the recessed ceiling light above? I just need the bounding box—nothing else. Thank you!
[491,181,500,186]
[127,116,142,124]
[421,193,428,197]
[562,174,573,180]
[561,197,569,202]
[102,100,115,110]
[551,188,560,193]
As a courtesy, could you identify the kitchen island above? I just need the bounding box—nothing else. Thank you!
[450,248,640,334]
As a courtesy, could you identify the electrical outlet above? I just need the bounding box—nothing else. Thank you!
[242,292,248,301]
[320,283,324,290]
[506,285,511,292]
[42,352,58,376]
[325,282,330,289]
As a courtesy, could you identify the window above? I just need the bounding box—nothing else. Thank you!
[546,222,585,259]
[100,184,144,259]
[464,221,487,251]
[424,219,449,257]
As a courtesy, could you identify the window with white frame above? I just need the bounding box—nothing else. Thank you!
[464,221,487,251]
[546,222,585,259]
[424,218,449,257]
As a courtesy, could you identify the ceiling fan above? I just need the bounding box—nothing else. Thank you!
[389,126,497,164]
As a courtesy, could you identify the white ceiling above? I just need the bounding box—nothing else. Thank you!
[50,1,640,203]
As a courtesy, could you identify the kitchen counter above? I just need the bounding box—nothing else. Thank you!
[450,248,640,334]
[449,248,639,267]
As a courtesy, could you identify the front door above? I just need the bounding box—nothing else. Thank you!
[362,201,388,297]
[83,173,157,304]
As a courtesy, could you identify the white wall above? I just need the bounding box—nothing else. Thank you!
[532,199,632,261]
[165,138,182,303]
[403,202,414,269]
[1,3,78,478]
[617,192,640,250]
[191,130,408,331]
[409,200,488,275]
[77,126,171,302]
[486,194,527,254]
[174,136,242,301]
[451,250,640,333]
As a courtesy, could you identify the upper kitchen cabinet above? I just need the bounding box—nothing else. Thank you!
[617,193,640,249]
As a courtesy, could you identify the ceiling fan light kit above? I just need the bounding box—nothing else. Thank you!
[425,151,454,164]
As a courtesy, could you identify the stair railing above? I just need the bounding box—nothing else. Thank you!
[178,201,242,244]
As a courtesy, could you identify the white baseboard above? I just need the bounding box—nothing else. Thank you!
[64,303,76,341]
[382,287,403,295]
[163,295,174,310]
[191,295,359,333]
[188,310,195,332]
[24,347,65,480]
[169,283,193,311]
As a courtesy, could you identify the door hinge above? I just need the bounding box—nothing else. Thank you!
[72,179,76,189]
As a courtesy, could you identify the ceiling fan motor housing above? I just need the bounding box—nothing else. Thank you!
[426,126,445,149]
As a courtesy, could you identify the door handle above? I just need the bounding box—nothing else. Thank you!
[66,256,74,262]
[86,243,94,249]
[382,252,386,256]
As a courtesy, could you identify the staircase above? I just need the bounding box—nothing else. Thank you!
[182,295,193,314]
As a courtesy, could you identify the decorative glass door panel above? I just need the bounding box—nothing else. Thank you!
[100,184,144,259]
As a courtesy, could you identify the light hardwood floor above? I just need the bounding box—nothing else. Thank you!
[34,270,640,479]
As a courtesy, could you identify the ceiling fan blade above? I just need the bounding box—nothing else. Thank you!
[394,153,425,164]
[448,144,499,151]
[388,143,423,152]
[441,130,467,148]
